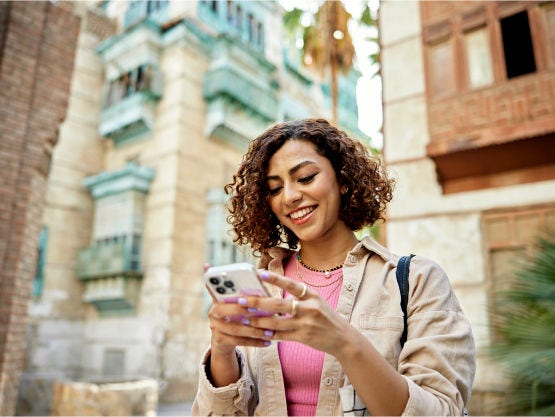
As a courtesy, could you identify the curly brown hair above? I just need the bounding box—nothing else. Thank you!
[224,118,394,254]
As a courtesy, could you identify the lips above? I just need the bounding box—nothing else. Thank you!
[289,206,316,224]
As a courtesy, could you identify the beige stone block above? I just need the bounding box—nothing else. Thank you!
[45,182,91,214]
[452,285,489,349]
[46,229,88,265]
[386,214,485,286]
[53,129,104,173]
[473,352,510,391]
[142,236,173,266]
[43,206,91,240]
[380,1,421,47]
[31,319,83,369]
[384,96,429,162]
[387,159,443,218]
[84,317,155,343]
[144,204,175,239]
[145,187,176,209]
[141,266,171,293]
[382,37,425,103]
[51,379,158,416]
[138,288,170,321]
[105,140,150,170]
[65,93,103,125]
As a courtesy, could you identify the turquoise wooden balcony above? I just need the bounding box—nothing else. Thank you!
[99,90,160,146]
[202,35,278,150]
[77,238,142,315]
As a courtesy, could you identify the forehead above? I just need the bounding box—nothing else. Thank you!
[267,140,325,170]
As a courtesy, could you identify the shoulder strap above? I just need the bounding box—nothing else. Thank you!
[396,254,415,348]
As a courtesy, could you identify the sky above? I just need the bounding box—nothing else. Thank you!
[279,0,383,149]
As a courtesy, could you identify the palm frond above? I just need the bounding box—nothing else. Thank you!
[491,234,555,415]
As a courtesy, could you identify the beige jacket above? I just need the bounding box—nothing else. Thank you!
[192,237,476,416]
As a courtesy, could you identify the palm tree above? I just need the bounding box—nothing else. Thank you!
[283,1,376,124]
[490,234,555,415]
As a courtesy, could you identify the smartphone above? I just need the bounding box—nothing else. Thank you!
[203,262,270,302]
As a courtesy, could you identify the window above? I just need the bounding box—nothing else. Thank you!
[205,188,255,266]
[428,38,456,98]
[247,13,255,43]
[32,227,48,297]
[500,11,536,79]
[103,64,156,108]
[103,349,125,377]
[464,27,494,88]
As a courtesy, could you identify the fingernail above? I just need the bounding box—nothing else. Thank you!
[238,297,247,305]
[247,307,258,313]
[241,318,250,325]
[263,341,271,346]
[264,330,274,337]
[259,271,269,280]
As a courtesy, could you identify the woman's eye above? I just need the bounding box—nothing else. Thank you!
[268,186,282,196]
[299,174,316,184]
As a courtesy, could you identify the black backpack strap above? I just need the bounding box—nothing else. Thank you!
[396,254,415,349]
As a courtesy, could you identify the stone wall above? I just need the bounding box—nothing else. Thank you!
[0,2,80,414]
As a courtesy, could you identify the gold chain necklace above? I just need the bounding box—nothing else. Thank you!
[296,258,343,288]
[297,253,343,278]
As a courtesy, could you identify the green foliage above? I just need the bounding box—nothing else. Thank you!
[491,234,555,415]
[283,7,303,39]
[360,4,375,26]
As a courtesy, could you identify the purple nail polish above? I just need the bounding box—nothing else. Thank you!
[263,341,271,346]
[264,330,274,337]
[260,271,269,280]
[241,318,250,325]
[247,307,257,313]
[238,297,247,305]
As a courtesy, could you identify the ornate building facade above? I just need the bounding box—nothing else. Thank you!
[380,1,555,414]
[15,0,366,413]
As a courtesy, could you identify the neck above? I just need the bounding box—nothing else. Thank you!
[299,232,359,271]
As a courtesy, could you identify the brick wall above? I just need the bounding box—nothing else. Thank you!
[0,2,80,414]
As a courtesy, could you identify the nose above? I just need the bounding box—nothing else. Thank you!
[283,182,302,205]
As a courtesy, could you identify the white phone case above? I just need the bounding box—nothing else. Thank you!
[204,262,269,302]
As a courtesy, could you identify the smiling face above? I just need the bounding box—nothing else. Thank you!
[266,139,350,244]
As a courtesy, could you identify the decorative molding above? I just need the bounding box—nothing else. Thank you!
[83,162,155,200]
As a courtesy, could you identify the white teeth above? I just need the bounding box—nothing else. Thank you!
[290,207,314,220]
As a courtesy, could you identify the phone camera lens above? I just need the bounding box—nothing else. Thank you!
[209,277,220,285]
[216,287,226,294]
[223,280,234,288]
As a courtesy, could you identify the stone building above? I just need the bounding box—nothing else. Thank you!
[380,1,555,415]
[15,0,366,413]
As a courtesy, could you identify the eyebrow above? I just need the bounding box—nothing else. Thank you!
[266,160,316,181]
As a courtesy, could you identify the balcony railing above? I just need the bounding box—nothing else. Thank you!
[77,237,141,280]
[77,236,142,315]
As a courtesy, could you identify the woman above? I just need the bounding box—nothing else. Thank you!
[193,119,475,416]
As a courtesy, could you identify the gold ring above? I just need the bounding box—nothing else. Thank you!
[298,283,308,299]
[290,299,298,317]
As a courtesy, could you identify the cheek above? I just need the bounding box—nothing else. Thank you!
[268,197,281,216]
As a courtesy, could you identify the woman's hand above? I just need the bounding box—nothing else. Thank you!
[204,263,274,387]
[208,300,275,354]
[241,270,352,356]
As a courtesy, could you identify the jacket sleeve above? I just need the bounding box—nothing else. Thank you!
[398,256,476,416]
[191,348,256,416]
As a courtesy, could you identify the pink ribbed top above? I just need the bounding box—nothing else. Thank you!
[278,254,343,416]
